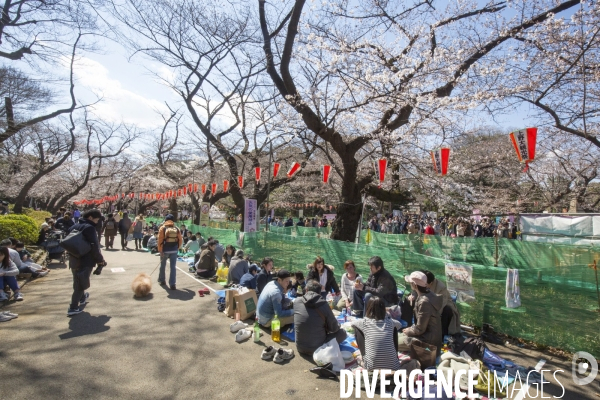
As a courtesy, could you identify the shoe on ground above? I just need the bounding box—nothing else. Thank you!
[235,329,252,343]
[158,280,166,285]
[273,348,294,363]
[1,311,18,319]
[261,346,277,360]
[79,292,90,306]
[67,308,82,316]
[38,270,49,277]
[230,321,248,333]
[170,285,176,290]
[14,292,23,301]
[208,276,218,282]
[0,314,12,322]
[0,292,8,301]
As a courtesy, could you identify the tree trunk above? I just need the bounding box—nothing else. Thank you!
[168,198,179,222]
[331,160,362,242]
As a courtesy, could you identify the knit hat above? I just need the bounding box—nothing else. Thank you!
[165,214,174,221]
[404,271,428,287]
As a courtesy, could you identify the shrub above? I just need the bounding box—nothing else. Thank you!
[0,214,39,244]
[23,208,52,227]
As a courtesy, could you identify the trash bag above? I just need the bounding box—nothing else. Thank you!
[313,338,345,372]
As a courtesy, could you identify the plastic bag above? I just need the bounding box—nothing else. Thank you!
[126,233,133,242]
[313,338,345,372]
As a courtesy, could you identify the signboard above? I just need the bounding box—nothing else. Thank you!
[200,202,210,226]
[299,209,303,218]
[445,262,475,303]
[393,209,401,217]
[244,198,258,232]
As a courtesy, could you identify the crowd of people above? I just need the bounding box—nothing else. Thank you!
[6,206,465,377]
[368,214,519,239]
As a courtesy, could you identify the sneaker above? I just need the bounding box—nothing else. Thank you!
[230,321,248,333]
[235,329,252,343]
[1,311,18,319]
[79,292,90,306]
[261,346,277,360]
[14,292,23,301]
[0,292,8,301]
[67,308,82,316]
[208,276,218,282]
[158,280,166,285]
[273,348,295,363]
[0,314,12,322]
[38,270,49,277]
[170,285,176,290]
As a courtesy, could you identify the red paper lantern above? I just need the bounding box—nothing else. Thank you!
[322,165,331,184]
[223,180,229,193]
[193,183,198,193]
[211,183,217,195]
[255,166,261,183]
[509,127,537,172]
[183,186,187,195]
[201,184,207,195]
[376,158,387,187]
[188,183,193,192]
[121,193,125,199]
[129,193,134,199]
[273,163,280,178]
[287,162,301,178]
[238,176,244,188]
[430,147,451,176]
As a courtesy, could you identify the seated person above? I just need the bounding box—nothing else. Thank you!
[289,271,305,297]
[294,280,347,356]
[352,256,398,316]
[306,256,340,299]
[227,249,248,284]
[351,296,402,371]
[398,271,443,353]
[0,239,41,278]
[239,264,259,289]
[256,269,294,328]
[423,270,461,337]
[0,246,24,301]
[37,223,51,247]
[195,240,217,278]
[183,234,200,254]
[147,232,159,253]
[337,260,360,311]
[15,242,48,276]
[141,230,152,249]
[256,257,275,295]
[55,211,75,232]
[223,244,235,267]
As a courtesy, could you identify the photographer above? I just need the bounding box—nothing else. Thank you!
[66,209,107,316]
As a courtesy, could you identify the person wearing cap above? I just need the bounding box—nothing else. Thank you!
[157,214,182,289]
[37,222,51,247]
[239,264,259,290]
[352,256,399,317]
[256,269,294,327]
[398,271,443,353]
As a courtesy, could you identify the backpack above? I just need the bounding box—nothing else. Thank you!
[449,336,487,361]
[105,220,115,230]
[162,225,179,244]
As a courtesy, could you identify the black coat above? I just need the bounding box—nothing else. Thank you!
[363,266,399,306]
[256,268,275,294]
[67,219,104,270]
[307,266,340,294]
[118,216,132,235]
[56,216,75,232]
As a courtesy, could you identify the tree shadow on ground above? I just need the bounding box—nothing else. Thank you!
[59,312,111,340]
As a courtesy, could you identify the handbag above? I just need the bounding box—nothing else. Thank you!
[61,229,91,258]
[409,339,437,369]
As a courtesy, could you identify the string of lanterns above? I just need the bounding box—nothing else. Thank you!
[73,128,537,207]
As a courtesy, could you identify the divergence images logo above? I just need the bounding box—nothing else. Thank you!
[572,351,598,386]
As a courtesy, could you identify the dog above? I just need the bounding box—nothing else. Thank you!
[131,273,152,298]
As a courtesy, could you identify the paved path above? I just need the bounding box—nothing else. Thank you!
[1,247,598,399]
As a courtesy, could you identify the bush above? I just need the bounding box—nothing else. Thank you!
[23,208,52,227]
[0,214,39,244]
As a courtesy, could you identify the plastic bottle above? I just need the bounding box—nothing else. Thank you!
[235,301,240,321]
[341,308,347,322]
[254,316,261,343]
[271,314,280,342]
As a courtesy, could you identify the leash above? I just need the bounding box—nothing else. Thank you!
[149,257,162,277]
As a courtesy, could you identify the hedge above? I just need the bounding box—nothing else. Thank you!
[0,214,39,244]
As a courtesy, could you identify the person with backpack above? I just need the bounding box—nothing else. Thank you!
[117,212,132,250]
[157,214,182,290]
[65,209,107,316]
[103,213,118,249]
[132,215,146,250]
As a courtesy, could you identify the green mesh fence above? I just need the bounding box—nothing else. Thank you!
[141,216,600,357]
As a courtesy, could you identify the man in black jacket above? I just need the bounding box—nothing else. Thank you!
[56,211,75,232]
[352,256,398,317]
[66,209,107,316]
